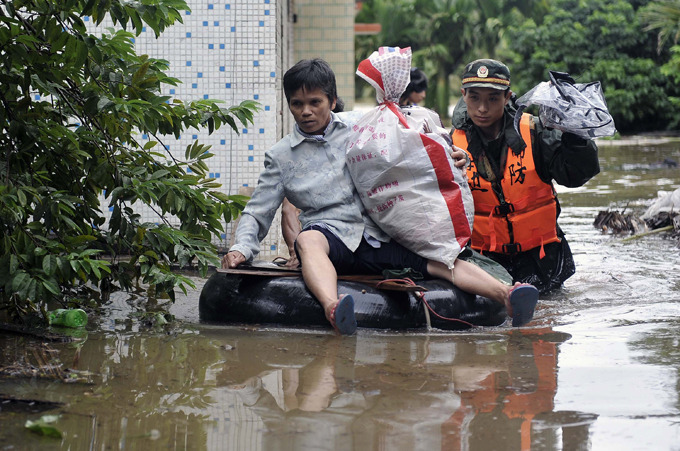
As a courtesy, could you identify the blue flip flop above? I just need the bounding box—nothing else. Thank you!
[509,284,539,327]
[332,294,357,335]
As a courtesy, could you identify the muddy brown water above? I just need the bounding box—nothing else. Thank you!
[1,137,679,450]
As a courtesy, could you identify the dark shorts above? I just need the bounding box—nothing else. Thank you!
[295,225,430,276]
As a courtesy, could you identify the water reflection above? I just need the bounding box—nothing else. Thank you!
[191,328,596,450]
[1,325,600,450]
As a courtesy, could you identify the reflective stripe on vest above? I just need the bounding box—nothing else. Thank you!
[451,114,560,256]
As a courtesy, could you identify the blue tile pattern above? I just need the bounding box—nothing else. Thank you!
[87,0,284,253]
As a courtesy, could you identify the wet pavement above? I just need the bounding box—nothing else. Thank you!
[1,137,679,450]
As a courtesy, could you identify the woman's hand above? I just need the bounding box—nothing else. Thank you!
[222,251,246,269]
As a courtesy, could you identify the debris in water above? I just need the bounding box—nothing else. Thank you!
[594,210,679,243]
[593,210,647,235]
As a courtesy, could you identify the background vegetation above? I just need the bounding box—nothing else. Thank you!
[355,0,680,133]
[0,0,257,322]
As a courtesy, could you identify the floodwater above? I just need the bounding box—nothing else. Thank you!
[1,137,679,450]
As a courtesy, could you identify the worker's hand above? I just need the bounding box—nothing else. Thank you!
[449,145,467,168]
[222,251,246,269]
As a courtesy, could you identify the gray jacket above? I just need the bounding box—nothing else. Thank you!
[230,112,389,261]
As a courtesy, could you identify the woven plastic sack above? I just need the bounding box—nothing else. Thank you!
[347,47,473,269]
[515,71,616,139]
[641,187,680,220]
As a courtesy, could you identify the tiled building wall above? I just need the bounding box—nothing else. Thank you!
[292,0,356,111]
[89,0,291,259]
[91,0,355,260]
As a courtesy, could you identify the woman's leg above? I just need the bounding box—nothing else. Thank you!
[295,230,337,316]
[427,258,516,314]
[295,230,356,333]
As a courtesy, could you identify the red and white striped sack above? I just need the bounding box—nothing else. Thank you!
[347,46,473,269]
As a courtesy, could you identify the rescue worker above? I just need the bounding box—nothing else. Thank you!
[451,59,600,294]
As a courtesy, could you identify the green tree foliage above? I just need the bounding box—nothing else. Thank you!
[355,0,550,119]
[640,0,680,109]
[640,0,680,52]
[504,0,680,133]
[0,0,258,321]
[356,0,680,132]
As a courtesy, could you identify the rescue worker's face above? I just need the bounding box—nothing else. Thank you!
[461,87,512,131]
[288,87,336,135]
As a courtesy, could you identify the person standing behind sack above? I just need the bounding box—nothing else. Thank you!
[451,59,600,294]
[399,67,428,106]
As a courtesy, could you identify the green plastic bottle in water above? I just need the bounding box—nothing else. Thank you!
[48,309,88,328]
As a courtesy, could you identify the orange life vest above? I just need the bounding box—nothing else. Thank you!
[451,114,560,257]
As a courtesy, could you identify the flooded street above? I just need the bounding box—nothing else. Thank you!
[1,138,679,450]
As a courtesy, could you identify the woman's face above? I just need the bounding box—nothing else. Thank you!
[288,87,336,135]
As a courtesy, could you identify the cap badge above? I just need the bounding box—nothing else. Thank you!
[477,66,489,78]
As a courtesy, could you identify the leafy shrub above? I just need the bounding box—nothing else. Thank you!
[0,0,258,321]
